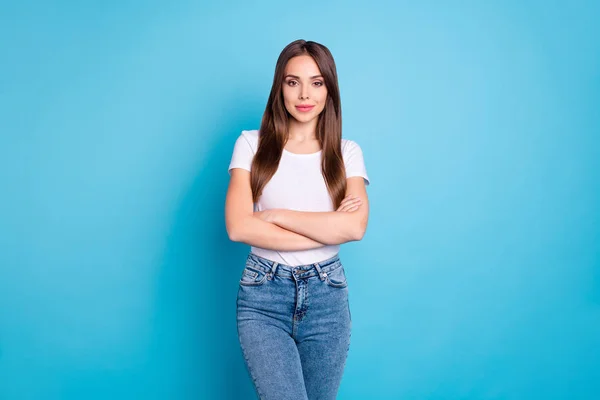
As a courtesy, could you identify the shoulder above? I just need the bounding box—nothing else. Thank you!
[341,138,363,158]
[238,129,260,154]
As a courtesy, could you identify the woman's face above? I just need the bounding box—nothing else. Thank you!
[282,55,328,124]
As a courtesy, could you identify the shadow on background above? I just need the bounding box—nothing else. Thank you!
[152,95,263,399]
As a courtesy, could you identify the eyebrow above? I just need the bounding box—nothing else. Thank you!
[284,74,323,79]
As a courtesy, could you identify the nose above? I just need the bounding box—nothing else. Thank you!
[299,84,309,100]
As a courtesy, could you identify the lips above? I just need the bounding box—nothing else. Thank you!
[295,105,314,112]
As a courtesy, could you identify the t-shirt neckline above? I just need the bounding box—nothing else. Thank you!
[283,148,322,157]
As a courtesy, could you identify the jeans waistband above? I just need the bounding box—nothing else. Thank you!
[245,252,342,280]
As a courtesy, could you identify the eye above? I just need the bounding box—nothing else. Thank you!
[314,81,324,87]
[286,80,298,86]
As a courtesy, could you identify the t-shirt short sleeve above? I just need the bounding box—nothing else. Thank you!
[228,131,255,175]
[343,140,370,185]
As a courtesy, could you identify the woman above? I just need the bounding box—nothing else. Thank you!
[225,39,370,400]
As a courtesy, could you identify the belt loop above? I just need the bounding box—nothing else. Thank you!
[269,262,279,280]
[313,262,326,281]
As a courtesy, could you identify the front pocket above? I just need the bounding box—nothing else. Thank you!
[324,266,348,288]
[239,266,268,286]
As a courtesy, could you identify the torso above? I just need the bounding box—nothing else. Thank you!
[236,130,362,266]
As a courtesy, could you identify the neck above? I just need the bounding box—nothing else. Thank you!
[287,118,318,141]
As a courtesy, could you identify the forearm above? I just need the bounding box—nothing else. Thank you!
[273,210,360,245]
[229,216,326,251]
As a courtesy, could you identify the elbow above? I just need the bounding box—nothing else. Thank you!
[226,215,252,243]
[351,230,365,242]
[227,228,239,242]
[351,223,367,242]
[228,230,239,242]
[227,224,243,242]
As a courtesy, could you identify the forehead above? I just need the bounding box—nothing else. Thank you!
[284,55,321,76]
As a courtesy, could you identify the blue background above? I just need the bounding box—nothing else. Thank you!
[1,1,599,399]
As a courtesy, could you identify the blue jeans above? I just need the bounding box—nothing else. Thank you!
[236,252,352,400]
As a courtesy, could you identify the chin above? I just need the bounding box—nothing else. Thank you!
[294,116,318,124]
[291,111,320,122]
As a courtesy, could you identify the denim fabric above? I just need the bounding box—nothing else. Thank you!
[236,252,352,400]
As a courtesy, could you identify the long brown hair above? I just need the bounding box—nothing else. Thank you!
[250,39,347,209]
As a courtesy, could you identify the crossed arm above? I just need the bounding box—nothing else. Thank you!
[225,171,369,250]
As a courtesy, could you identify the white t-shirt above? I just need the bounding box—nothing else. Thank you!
[228,129,370,266]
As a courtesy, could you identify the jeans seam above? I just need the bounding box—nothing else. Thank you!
[238,337,264,399]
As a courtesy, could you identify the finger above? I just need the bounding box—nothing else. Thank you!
[340,203,361,212]
[338,199,361,211]
[337,197,361,211]
[337,199,353,211]
[337,204,351,212]
[342,199,362,209]
[341,197,361,207]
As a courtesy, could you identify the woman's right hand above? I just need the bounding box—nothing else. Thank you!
[336,195,362,212]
